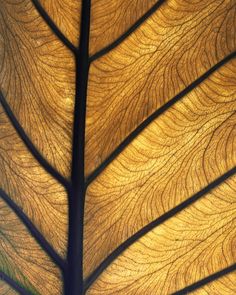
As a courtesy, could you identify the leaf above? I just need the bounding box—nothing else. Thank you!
[0,0,75,178]
[38,0,81,47]
[89,0,158,55]
[84,59,236,277]
[0,105,68,258]
[85,0,236,175]
[0,280,18,295]
[0,0,236,294]
[0,197,62,295]
[191,271,236,295]
[86,175,236,294]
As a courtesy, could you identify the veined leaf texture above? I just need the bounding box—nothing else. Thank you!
[0,0,236,294]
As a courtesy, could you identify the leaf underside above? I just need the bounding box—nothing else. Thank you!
[0,0,236,295]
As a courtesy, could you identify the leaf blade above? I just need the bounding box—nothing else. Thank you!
[86,175,236,294]
[86,0,236,176]
[0,0,75,178]
[0,197,62,295]
[0,105,68,258]
[84,59,236,277]
[89,0,158,55]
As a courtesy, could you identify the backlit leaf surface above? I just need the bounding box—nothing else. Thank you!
[0,0,75,178]
[84,59,236,277]
[191,272,236,295]
[0,197,62,294]
[0,0,235,294]
[0,280,18,295]
[87,176,236,294]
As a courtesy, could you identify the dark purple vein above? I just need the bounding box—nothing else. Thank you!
[172,263,236,294]
[64,0,91,294]
[0,188,65,270]
[89,0,166,62]
[84,166,236,290]
[0,271,32,295]
[86,51,236,186]
[31,0,77,54]
[0,91,70,190]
